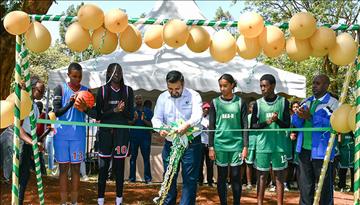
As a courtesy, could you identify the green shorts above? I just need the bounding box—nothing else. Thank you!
[216,150,243,167]
[245,149,255,164]
[339,149,354,168]
[255,152,288,171]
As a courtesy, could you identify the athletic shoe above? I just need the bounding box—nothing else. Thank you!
[269,185,276,192]
[81,175,89,181]
[246,184,253,191]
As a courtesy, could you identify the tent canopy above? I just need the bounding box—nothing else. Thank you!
[48,1,306,102]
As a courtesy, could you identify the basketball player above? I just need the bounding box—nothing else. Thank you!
[53,62,88,205]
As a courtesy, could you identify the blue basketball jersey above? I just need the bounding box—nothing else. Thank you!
[55,83,87,141]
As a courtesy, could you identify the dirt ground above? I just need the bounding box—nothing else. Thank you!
[0,175,354,205]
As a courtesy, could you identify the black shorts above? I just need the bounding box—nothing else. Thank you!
[98,128,130,159]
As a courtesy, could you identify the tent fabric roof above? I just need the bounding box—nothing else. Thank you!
[48,0,306,98]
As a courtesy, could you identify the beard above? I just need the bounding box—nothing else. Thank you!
[170,92,181,98]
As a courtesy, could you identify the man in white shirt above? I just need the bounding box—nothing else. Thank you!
[152,70,203,205]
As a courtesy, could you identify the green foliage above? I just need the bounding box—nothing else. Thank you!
[214,6,233,21]
[10,43,71,92]
[243,0,359,25]
[28,42,70,84]
[214,6,238,37]
[1,0,23,13]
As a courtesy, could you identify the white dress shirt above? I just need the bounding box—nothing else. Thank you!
[152,88,203,141]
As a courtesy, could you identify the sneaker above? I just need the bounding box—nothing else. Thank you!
[208,183,214,187]
[145,181,152,185]
[82,175,89,181]
[246,184,253,191]
[52,166,59,176]
[269,185,276,192]
[284,186,290,192]
[126,179,136,184]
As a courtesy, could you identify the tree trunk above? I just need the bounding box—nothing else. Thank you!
[0,0,53,99]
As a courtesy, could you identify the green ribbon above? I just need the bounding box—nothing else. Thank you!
[37,119,331,132]
[154,119,198,205]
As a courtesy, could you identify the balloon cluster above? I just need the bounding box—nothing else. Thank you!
[4,11,51,53]
[288,12,357,65]
[3,7,358,65]
[330,104,357,133]
[0,90,32,128]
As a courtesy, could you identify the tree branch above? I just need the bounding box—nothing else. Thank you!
[290,0,302,12]
[271,2,293,18]
[351,7,360,24]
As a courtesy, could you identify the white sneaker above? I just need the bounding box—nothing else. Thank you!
[82,175,89,181]
[269,185,276,192]
[246,184,253,191]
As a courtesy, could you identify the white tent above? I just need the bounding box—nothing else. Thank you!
[48,0,306,103]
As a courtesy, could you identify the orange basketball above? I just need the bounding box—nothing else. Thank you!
[75,91,95,111]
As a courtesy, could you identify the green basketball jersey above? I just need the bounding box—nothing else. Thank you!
[256,96,287,153]
[248,114,257,151]
[213,95,243,152]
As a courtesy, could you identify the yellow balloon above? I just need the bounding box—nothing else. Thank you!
[210,30,237,63]
[3,11,31,35]
[329,33,358,66]
[163,19,189,48]
[286,37,312,62]
[48,111,57,121]
[144,25,164,49]
[330,104,352,133]
[237,12,264,38]
[78,4,104,30]
[0,100,14,129]
[6,90,32,120]
[258,26,285,58]
[104,9,128,33]
[25,22,51,53]
[236,35,261,60]
[289,12,317,40]
[92,26,118,54]
[65,22,91,52]
[347,107,356,132]
[119,25,142,53]
[310,27,336,55]
[186,26,211,53]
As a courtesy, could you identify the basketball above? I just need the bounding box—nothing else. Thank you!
[75,91,95,112]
